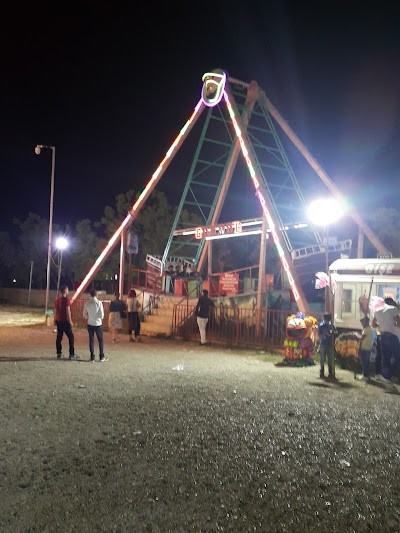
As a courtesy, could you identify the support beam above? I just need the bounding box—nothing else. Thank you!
[223,86,311,315]
[357,228,364,259]
[119,230,125,297]
[197,81,259,274]
[256,214,267,336]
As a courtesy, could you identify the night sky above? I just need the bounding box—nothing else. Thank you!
[2,6,400,238]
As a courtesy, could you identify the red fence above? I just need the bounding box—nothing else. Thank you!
[71,294,323,351]
[130,265,264,299]
[71,299,113,330]
[172,303,321,348]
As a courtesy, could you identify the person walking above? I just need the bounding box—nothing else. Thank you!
[83,288,107,362]
[318,313,337,378]
[195,289,215,345]
[54,285,78,360]
[372,297,400,385]
[108,292,127,343]
[126,289,141,342]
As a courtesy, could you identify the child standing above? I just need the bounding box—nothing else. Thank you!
[318,313,338,378]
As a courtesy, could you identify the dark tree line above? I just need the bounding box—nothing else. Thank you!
[0,190,184,290]
[1,197,399,291]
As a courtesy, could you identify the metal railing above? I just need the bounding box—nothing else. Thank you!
[70,299,112,329]
[130,265,267,299]
[126,264,326,349]
[172,303,301,348]
[71,296,323,350]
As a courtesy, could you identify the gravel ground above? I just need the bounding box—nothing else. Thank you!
[1,321,400,533]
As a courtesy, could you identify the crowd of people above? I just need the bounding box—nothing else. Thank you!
[318,297,400,388]
[165,262,203,294]
[54,282,216,358]
[54,280,400,385]
[371,297,400,385]
[54,286,142,362]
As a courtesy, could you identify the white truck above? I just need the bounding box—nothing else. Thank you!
[329,257,400,332]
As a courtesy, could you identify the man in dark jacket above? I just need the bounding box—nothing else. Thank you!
[195,289,215,345]
[54,285,77,360]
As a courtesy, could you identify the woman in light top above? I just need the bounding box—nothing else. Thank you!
[126,289,141,342]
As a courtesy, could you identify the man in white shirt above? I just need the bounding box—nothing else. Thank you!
[372,297,400,384]
[83,289,107,362]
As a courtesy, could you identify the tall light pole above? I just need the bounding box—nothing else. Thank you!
[307,198,343,312]
[55,237,68,292]
[308,198,344,378]
[35,144,56,318]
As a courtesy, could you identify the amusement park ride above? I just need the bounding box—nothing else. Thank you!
[71,69,389,315]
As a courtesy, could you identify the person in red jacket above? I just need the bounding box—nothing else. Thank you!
[54,285,77,360]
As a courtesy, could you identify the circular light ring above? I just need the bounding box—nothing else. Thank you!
[201,71,227,107]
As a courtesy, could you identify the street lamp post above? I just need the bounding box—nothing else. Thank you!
[308,198,343,377]
[307,198,343,310]
[35,145,56,318]
[55,237,68,292]
[323,224,330,313]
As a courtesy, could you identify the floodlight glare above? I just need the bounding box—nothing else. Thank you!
[56,237,68,250]
[307,198,343,227]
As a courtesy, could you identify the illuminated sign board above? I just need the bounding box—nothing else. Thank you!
[195,221,242,240]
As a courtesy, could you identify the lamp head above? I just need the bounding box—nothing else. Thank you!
[56,237,68,250]
[307,198,343,226]
[35,145,41,155]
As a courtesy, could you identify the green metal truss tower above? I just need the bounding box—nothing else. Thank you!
[161,77,322,269]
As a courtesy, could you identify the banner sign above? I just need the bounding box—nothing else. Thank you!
[219,272,239,294]
[126,231,138,255]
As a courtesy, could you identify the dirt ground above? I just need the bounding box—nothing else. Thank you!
[1,308,400,532]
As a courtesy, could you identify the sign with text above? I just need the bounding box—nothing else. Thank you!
[195,220,242,239]
[219,272,239,295]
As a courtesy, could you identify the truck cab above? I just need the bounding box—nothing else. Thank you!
[330,258,400,332]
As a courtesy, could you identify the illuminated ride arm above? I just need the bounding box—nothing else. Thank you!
[219,82,310,315]
[71,99,205,303]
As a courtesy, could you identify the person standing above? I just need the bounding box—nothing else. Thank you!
[372,297,400,384]
[318,313,337,378]
[195,289,215,345]
[108,292,127,343]
[375,331,383,377]
[127,289,141,342]
[54,285,77,360]
[357,316,375,382]
[83,288,107,362]
[166,264,175,293]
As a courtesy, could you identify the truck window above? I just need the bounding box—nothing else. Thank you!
[342,287,353,314]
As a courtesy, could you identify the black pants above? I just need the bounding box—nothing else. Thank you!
[375,335,382,375]
[381,332,400,380]
[128,312,140,338]
[56,321,75,356]
[87,325,104,360]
